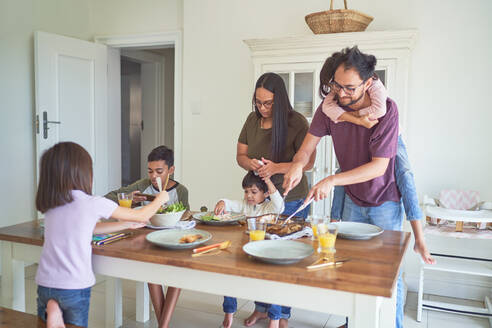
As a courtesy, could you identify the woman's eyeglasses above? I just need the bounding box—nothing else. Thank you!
[254,99,274,109]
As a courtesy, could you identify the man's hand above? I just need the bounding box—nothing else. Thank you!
[306,176,335,203]
[257,158,277,178]
[283,163,304,196]
[359,115,378,129]
[214,201,226,215]
[131,190,146,203]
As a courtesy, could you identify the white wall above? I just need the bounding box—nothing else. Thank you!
[89,0,183,36]
[0,0,93,226]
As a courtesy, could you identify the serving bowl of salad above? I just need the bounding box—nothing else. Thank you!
[150,202,187,227]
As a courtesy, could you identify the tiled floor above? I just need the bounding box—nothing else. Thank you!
[13,264,491,327]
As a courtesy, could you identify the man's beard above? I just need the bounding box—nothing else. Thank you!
[335,92,364,107]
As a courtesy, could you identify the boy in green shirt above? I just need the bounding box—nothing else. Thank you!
[105,145,188,328]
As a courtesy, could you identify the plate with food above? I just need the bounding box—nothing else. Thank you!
[145,229,211,249]
[266,221,309,237]
[193,212,246,225]
[332,222,384,240]
[243,240,314,265]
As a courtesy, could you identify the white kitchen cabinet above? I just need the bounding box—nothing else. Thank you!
[245,30,417,217]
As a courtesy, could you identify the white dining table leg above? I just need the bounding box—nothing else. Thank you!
[105,277,123,328]
[136,281,150,322]
[1,241,25,311]
[348,294,381,328]
[379,290,397,328]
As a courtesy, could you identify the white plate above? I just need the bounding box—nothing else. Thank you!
[332,222,383,240]
[193,212,245,226]
[145,229,211,249]
[243,240,314,265]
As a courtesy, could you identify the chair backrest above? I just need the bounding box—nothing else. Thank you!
[439,190,480,210]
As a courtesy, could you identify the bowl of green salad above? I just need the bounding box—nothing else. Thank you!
[150,202,187,227]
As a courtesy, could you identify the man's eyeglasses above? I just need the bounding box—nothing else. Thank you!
[329,79,365,96]
[254,99,274,109]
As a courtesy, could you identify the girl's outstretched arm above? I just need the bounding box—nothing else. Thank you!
[110,191,169,223]
[94,221,146,234]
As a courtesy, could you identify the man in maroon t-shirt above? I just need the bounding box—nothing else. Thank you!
[283,46,406,328]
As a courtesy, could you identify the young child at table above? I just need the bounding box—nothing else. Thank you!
[323,77,434,265]
[214,171,284,328]
[35,142,168,328]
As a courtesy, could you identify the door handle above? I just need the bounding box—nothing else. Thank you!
[43,111,61,139]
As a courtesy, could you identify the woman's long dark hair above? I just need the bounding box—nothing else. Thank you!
[36,142,93,213]
[253,73,293,162]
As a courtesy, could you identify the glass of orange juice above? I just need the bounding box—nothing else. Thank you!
[309,216,325,240]
[117,193,133,208]
[317,222,338,253]
[247,218,266,242]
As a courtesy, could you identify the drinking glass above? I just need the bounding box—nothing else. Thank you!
[247,218,266,241]
[317,222,338,253]
[309,216,326,240]
[117,193,133,208]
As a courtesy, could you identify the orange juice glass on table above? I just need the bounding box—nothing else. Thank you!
[309,216,325,240]
[117,192,133,208]
[317,222,338,253]
[247,218,266,242]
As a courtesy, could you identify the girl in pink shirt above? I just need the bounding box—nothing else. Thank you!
[35,142,169,328]
[322,78,434,265]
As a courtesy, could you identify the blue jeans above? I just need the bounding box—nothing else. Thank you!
[37,285,91,327]
[223,298,291,320]
[254,301,291,320]
[283,199,310,219]
[223,296,237,313]
[331,135,423,221]
[342,196,405,328]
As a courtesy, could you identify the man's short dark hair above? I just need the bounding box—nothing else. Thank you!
[319,46,377,98]
[147,145,174,167]
[242,171,268,193]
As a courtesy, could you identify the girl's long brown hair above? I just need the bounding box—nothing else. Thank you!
[36,142,93,213]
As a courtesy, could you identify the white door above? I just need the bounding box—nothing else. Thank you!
[35,31,109,196]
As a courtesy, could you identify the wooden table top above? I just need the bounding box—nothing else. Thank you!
[0,220,410,298]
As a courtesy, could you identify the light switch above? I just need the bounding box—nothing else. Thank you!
[191,100,201,115]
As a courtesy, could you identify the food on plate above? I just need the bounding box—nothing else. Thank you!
[201,213,235,222]
[266,222,306,236]
[179,234,203,244]
[156,202,186,214]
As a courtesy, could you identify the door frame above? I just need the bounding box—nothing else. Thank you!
[94,31,183,182]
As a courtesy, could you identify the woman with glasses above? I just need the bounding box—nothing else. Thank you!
[226,72,315,328]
